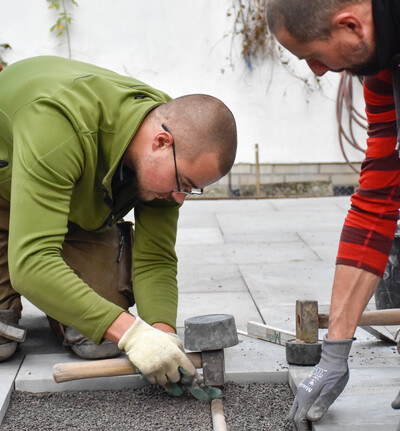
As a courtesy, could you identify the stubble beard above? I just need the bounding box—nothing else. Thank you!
[347,40,379,76]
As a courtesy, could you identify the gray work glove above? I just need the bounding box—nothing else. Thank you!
[289,335,354,430]
[118,317,221,402]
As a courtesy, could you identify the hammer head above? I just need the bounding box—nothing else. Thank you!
[184,314,239,386]
[184,314,239,351]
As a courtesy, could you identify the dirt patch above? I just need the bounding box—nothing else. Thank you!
[2,382,293,430]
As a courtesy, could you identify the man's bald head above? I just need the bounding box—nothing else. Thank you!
[150,94,237,177]
[267,0,370,43]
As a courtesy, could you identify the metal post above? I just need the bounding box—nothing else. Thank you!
[255,143,261,197]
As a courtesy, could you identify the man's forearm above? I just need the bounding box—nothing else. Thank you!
[328,264,380,339]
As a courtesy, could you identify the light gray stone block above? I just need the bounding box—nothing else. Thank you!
[240,261,336,308]
[15,353,148,393]
[177,291,261,330]
[176,227,224,245]
[289,367,400,430]
[177,242,319,267]
[0,353,24,425]
[177,263,248,293]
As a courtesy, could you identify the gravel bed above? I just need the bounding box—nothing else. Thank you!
[2,382,294,430]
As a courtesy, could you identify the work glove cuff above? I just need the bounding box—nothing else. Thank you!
[319,334,354,368]
[117,316,146,351]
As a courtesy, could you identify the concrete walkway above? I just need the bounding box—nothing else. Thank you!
[1,197,400,429]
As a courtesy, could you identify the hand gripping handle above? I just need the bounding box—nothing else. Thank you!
[53,352,202,383]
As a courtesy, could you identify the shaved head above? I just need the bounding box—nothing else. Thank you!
[150,94,237,177]
[267,0,369,42]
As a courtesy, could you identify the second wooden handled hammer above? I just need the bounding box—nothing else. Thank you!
[286,300,400,365]
[0,321,27,342]
[53,353,202,383]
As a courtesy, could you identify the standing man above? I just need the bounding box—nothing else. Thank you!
[0,55,237,401]
[267,0,400,429]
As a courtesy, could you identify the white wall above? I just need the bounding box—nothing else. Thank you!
[0,0,367,164]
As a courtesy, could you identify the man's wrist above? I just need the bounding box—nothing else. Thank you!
[152,322,176,333]
[328,265,380,339]
[327,322,356,339]
[104,312,136,343]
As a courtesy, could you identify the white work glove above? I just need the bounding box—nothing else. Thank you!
[118,317,221,401]
[289,335,354,430]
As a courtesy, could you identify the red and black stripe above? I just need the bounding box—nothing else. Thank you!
[336,69,400,277]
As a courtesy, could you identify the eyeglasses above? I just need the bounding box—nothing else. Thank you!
[161,124,203,196]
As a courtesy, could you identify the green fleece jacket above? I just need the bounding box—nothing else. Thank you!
[0,56,180,343]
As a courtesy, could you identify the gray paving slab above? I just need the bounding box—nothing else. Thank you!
[181,198,277,215]
[176,291,262,330]
[13,335,290,395]
[349,339,400,367]
[216,209,347,236]
[225,334,289,384]
[289,366,400,430]
[176,241,319,266]
[176,211,220,228]
[15,352,149,393]
[239,261,336,307]
[0,353,24,424]
[176,226,224,244]
[19,298,64,356]
[269,196,350,213]
[177,263,248,293]
[297,231,343,261]
[223,230,302,244]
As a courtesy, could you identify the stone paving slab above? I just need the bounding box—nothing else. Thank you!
[177,291,262,330]
[289,366,400,430]
[176,241,319,266]
[297,231,343,261]
[176,226,224,245]
[0,353,24,424]
[15,353,148,393]
[268,196,349,211]
[223,230,301,244]
[11,333,290,394]
[177,263,248,293]
[239,261,336,307]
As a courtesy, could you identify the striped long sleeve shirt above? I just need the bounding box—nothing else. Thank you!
[336,69,400,277]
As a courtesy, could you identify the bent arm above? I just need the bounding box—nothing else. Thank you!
[9,105,123,344]
[330,70,400,338]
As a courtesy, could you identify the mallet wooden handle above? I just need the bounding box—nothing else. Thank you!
[211,399,227,431]
[53,352,202,383]
[0,321,26,342]
[318,308,400,329]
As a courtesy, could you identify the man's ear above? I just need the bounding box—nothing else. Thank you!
[152,131,173,152]
[333,12,365,38]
